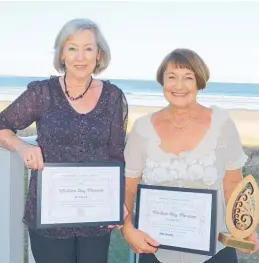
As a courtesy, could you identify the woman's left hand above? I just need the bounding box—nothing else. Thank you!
[101,204,129,230]
[237,231,259,254]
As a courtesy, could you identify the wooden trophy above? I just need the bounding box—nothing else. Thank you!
[218,174,259,252]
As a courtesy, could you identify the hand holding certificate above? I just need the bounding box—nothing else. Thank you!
[36,162,124,228]
[135,185,217,256]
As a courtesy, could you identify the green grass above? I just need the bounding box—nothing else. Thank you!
[109,229,130,263]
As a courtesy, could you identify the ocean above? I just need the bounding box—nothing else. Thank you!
[0,76,259,110]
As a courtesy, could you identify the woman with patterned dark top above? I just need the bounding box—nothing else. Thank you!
[0,18,128,263]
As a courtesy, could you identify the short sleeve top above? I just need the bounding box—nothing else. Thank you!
[124,106,247,263]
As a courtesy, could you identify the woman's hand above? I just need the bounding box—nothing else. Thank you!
[122,225,159,254]
[237,231,259,254]
[17,144,44,171]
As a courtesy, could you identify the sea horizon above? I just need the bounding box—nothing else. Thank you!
[0,75,259,110]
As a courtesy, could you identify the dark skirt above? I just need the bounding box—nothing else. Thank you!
[29,228,111,263]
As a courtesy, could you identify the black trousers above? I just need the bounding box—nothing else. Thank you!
[139,247,238,263]
[29,228,111,263]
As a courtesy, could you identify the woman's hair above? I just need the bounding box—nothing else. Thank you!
[156,48,210,90]
[53,18,111,75]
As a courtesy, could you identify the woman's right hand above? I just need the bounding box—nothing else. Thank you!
[122,225,159,254]
[17,144,44,171]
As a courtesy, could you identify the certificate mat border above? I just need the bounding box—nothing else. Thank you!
[135,184,217,256]
[36,162,124,229]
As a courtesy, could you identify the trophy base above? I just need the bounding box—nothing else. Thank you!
[218,233,256,251]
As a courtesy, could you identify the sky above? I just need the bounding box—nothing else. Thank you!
[0,0,259,83]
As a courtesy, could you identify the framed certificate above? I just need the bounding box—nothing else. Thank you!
[36,162,124,228]
[135,185,217,256]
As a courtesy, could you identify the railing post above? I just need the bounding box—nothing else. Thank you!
[22,136,37,263]
[0,148,25,263]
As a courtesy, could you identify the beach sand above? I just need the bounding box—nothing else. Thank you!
[128,105,259,147]
[1,101,259,146]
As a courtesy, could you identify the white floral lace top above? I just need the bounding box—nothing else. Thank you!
[124,106,247,263]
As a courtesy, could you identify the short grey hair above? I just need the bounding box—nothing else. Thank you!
[53,18,111,75]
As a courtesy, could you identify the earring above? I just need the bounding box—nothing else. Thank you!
[96,60,100,69]
[61,60,65,67]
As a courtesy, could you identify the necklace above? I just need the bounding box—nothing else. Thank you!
[64,74,93,101]
[167,111,193,131]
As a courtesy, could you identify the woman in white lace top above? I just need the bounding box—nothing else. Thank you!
[122,48,259,263]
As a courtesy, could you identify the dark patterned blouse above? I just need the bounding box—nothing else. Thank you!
[0,76,128,239]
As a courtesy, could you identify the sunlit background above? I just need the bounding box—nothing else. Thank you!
[0,0,259,83]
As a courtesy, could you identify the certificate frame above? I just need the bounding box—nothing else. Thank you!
[36,162,124,229]
[135,184,217,256]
